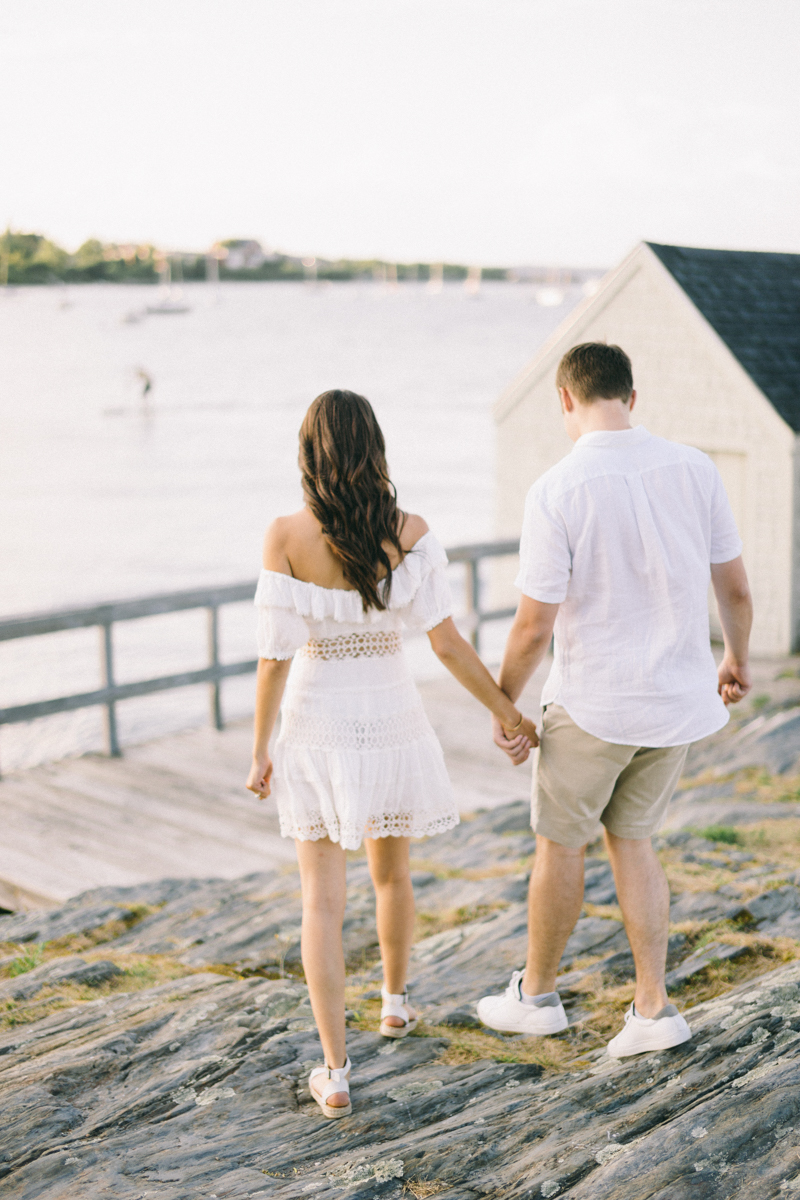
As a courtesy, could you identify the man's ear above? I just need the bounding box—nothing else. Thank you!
[628,389,637,413]
[559,386,575,414]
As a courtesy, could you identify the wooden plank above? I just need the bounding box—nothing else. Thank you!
[0,731,294,910]
[0,663,547,913]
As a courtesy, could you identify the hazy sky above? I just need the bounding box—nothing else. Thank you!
[1,0,798,265]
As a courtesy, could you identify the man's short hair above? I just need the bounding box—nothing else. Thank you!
[556,343,633,403]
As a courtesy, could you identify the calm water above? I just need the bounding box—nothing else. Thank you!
[0,280,582,767]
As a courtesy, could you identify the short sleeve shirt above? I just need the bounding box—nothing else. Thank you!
[515,426,743,747]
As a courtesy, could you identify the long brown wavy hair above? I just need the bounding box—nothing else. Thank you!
[299,390,406,611]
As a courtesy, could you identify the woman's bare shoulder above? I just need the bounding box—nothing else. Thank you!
[262,510,310,572]
[399,512,430,551]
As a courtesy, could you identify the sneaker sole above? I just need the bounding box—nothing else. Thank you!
[607,1027,692,1058]
[478,1010,569,1037]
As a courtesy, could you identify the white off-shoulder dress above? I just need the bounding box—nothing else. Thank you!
[254,531,459,850]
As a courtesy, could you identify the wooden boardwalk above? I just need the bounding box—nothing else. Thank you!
[4,648,791,914]
[0,669,547,912]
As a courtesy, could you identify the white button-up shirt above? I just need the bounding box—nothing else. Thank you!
[515,426,743,747]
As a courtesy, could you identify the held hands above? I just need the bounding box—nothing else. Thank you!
[246,753,273,800]
[718,656,752,706]
[492,713,539,765]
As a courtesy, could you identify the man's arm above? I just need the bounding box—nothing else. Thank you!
[494,595,560,762]
[710,556,753,704]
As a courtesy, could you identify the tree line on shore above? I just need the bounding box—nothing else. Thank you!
[0,230,512,286]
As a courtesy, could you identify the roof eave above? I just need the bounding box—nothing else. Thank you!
[493,241,650,425]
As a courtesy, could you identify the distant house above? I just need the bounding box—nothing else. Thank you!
[494,242,800,656]
[218,240,269,270]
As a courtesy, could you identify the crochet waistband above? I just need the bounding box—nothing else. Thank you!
[301,630,403,661]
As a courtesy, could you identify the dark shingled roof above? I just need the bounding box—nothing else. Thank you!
[647,242,800,432]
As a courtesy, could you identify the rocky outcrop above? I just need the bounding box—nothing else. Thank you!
[4,745,800,1196]
[2,946,800,1198]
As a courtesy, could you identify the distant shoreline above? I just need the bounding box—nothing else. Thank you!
[0,231,600,288]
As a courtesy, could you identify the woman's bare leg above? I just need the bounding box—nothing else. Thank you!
[364,835,417,1025]
[295,837,349,1105]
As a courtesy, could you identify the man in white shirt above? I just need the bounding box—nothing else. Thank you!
[477,342,753,1056]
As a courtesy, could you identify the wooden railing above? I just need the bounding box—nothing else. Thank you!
[444,539,520,650]
[0,539,519,764]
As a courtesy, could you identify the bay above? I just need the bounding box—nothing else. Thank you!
[0,280,581,767]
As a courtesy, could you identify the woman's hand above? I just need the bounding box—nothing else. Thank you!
[246,754,274,799]
[492,714,538,765]
[512,714,539,748]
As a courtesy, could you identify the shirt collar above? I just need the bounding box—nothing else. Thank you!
[573,425,650,451]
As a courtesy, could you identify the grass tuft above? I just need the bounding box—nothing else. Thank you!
[43,904,162,956]
[345,993,598,1070]
[699,825,742,845]
[8,944,44,977]
[416,903,508,940]
[404,1180,449,1198]
[0,952,201,1030]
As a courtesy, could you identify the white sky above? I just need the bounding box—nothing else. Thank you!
[0,0,798,265]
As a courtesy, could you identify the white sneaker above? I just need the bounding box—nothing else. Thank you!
[477,970,569,1036]
[607,1003,691,1058]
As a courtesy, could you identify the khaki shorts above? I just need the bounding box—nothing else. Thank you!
[532,704,688,848]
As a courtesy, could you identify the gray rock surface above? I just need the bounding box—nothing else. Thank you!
[0,956,122,1002]
[5,778,800,1198]
[668,891,745,924]
[3,956,800,1197]
[664,941,750,987]
[683,703,800,776]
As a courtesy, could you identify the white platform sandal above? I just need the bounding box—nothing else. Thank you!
[308,1057,352,1119]
[380,987,418,1038]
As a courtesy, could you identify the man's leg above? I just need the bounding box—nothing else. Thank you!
[604,831,669,1016]
[600,742,687,1016]
[522,835,587,997]
[478,705,631,1035]
[523,706,633,995]
[476,834,584,1033]
[600,744,692,1056]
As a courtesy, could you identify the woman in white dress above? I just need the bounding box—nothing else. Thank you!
[246,390,537,1118]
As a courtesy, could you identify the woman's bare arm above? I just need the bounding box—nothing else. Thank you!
[427,617,539,763]
[246,520,298,798]
[246,657,293,798]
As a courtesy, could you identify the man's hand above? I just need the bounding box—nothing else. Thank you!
[711,558,752,706]
[718,656,752,705]
[246,753,273,799]
[492,714,538,765]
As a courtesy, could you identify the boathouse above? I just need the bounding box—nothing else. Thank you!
[494,242,800,656]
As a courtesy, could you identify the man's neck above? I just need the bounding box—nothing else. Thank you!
[569,399,633,442]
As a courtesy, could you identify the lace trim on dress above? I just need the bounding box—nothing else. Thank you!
[281,809,459,846]
[301,630,403,660]
[279,707,431,750]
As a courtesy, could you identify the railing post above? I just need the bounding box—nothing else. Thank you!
[99,622,121,757]
[464,556,481,653]
[207,606,223,731]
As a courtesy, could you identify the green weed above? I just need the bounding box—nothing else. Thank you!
[699,825,742,845]
[8,944,44,976]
